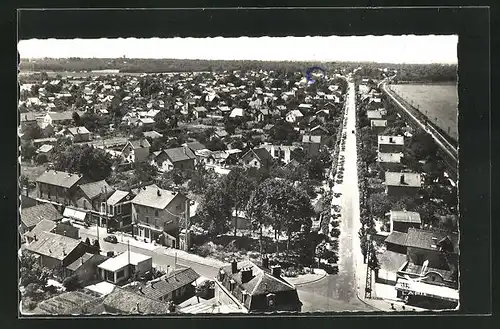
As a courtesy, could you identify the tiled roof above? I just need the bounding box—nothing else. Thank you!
[21,203,62,229]
[79,180,114,200]
[139,267,200,300]
[132,184,186,210]
[66,252,97,271]
[184,142,206,152]
[385,172,421,188]
[248,148,271,162]
[47,111,74,121]
[36,170,83,188]
[377,152,402,163]
[405,228,459,253]
[378,250,408,273]
[390,210,422,224]
[219,260,301,311]
[24,219,58,239]
[143,131,163,139]
[25,231,83,261]
[103,287,171,314]
[164,147,196,163]
[384,231,408,246]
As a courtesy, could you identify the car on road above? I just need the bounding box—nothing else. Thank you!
[332,205,342,212]
[334,193,342,198]
[336,179,343,184]
[103,235,118,244]
[351,130,354,134]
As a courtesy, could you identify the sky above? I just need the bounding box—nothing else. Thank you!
[18,35,458,64]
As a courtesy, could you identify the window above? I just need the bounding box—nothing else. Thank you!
[108,205,114,216]
[136,207,140,214]
[117,204,122,215]
[117,269,125,279]
[155,210,159,217]
[146,216,149,223]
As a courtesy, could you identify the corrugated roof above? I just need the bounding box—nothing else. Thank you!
[36,170,83,188]
[21,203,62,229]
[385,172,422,188]
[131,184,186,210]
[79,180,114,200]
[139,267,200,300]
[25,231,83,261]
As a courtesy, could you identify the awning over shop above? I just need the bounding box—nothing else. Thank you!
[395,278,459,302]
[63,207,88,221]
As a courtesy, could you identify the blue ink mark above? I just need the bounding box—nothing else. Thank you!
[306,66,326,84]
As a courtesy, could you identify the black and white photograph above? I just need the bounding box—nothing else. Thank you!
[16,11,466,316]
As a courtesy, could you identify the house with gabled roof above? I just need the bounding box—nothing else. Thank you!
[214,259,302,313]
[19,203,63,243]
[67,126,91,142]
[151,146,196,173]
[73,179,115,227]
[385,172,422,197]
[121,139,151,163]
[241,147,271,171]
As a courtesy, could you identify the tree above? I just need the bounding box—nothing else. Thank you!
[19,175,35,196]
[93,239,101,253]
[35,153,48,165]
[20,141,37,161]
[19,250,52,288]
[195,181,233,236]
[52,144,113,181]
[133,161,158,184]
[72,111,81,126]
[306,156,325,180]
[187,162,209,194]
[22,124,42,140]
[62,274,82,291]
[223,168,254,237]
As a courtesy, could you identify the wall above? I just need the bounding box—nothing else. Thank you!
[37,182,79,206]
[386,185,420,197]
[134,146,150,162]
[392,221,420,233]
[378,143,404,153]
[173,159,195,172]
[375,268,397,285]
[135,257,153,276]
[214,280,247,312]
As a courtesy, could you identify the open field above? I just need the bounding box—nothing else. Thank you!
[389,83,458,141]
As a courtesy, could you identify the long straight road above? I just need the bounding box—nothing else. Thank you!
[298,82,374,312]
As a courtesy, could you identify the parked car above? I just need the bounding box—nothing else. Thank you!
[104,235,118,244]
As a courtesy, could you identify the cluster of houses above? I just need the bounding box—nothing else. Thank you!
[358,83,458,309]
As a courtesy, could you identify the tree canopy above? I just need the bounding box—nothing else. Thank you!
[51,144,113,181]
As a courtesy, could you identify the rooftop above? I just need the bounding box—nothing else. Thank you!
[371,119,388,127]
[98,251,152,272]
[78,180,114,200]
[390,210,422,224]
[378,135,405,145]
[138,267,200,300]
[132,184,186,210]
[21,203,62,229]
[367,110,383,119]
[377,152,402,163]
[36,170,83,188]
[406,228,459,253]
[385,172,422,188]
[302,135,322,144]
[103,287,171,314]
[384,231,408,246]
[68,126,91,135]
[25,231,83,261]
[164,146,196,163]
[106,190,132,206]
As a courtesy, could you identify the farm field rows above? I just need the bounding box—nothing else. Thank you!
[389,83,458,141]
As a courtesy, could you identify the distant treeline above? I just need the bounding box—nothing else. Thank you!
[19,57,457,82]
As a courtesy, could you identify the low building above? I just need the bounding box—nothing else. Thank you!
[377,152,403,171]
[36,144,54,157]
[24,231,89,269]
[64,252,108,284]
[389,210,422,233]
[97,251,153,285]
[143,130,164,139]
[193,106,208,119]
[137,267,200,304]
[285,110,303,123]
[102,286,171,314]
[371,119,388,133]
[67,126,91,142]
[241,148,271,171]
[302,135,322,157]
[151,147,196,173]
[378,135,405,153]
[385,172,422,197]
[19,203,63,242]
[121,139,151,163]
[263,144,299,164]
[214,259,302,313]
[105,190,135,233]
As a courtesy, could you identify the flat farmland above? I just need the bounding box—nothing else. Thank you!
[389,83,458,141]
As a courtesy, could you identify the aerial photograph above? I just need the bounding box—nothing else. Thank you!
[17,35,459,315]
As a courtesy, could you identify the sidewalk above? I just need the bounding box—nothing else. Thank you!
[156,247,228,269]
[286,269,327,287]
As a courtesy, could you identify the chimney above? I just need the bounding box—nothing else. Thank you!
[231,259,238,274]
[270,265,281,278]
[81,257,84,265]
[157,189,161,197]
[400,174,405,185]
[389,137,393,143]
[136,302,140,313]
[262,255,269,269]
[241,267,253,283]
[34,234,37,241]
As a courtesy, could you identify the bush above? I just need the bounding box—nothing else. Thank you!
[62,275,81,291]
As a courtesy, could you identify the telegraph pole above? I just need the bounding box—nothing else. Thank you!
[365,234,372,299]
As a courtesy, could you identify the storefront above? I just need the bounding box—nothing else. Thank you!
[395,278,459,309]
